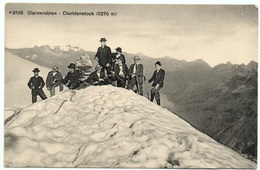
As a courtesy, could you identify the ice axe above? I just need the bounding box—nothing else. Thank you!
[115,73,127,87]
[111,71,127,87]
[135,75,141,95]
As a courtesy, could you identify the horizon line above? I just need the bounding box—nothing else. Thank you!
[5,45,258,67]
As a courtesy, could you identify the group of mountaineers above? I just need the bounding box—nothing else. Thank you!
[27,38,165,106]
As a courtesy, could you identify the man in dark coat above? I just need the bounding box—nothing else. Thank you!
[86,65,111,85]
[113,57,128,88]
[127,56,144,95]
[27,68,47,103]
[147,61,165,105]
[94,38,112,76]
[46,65,63,96]
[61,63,81,90]
[112,47,126,65]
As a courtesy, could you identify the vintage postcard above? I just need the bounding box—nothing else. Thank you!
[4,3,258,168]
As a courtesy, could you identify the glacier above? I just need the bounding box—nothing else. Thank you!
[4,86,256,168]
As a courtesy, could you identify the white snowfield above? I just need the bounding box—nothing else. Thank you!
[5,51,50,108]
[4,86,256,168]
[50,45,80,52]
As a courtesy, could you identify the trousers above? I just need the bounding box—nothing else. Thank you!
[116,75,126,88]
[150,86,162,105]
[127,77,143,95]
[49,82,64,96]
[31,89,47,103]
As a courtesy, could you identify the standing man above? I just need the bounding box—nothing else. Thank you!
[46,65,63,97]
[27,68,47,103]
[61,63,81,90]
[113,58,128,88]
[112,47,126,65]
[147,61,165,105]
[128,56,144,95]
[94,38,112,76]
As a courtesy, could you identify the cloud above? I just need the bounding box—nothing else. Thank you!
[5,4,258,66]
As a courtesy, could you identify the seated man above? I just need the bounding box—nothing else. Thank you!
[86,65,111,86]
[61,63,81,90]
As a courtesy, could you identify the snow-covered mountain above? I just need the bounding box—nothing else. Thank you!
[5,46,90,75]
[5,51,51,108]
[4,86,256,168]
[5,46,258,158]
[50,45,81,52]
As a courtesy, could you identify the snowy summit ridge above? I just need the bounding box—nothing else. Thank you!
[4,86,256,168]
[50,45,81,52]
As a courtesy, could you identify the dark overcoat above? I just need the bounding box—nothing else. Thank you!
[95,46,112,67]
[64,70,81,84]
[112,53,126,64]
[148,69,165,87]
[27,76,45,89]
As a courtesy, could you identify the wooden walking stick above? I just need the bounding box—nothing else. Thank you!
[135,75,141,94]
[143,76,150,100]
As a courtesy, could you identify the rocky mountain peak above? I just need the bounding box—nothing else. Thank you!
[247,61,258,70]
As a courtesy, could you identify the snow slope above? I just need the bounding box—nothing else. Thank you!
[4,86,256,168]
[5,51,51,108]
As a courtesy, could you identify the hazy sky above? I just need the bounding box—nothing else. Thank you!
[5,4,258,66]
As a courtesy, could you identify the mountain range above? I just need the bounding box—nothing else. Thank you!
[5,45,257,159]
[163,60,257,159]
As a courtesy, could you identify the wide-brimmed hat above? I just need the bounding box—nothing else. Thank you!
[155,61,162,66]
[133,56,141,60]
[95,64,102,70]
[67,63,76,69]
[32,68,40,72]
[53,65,59,71]
[115,47,122,53]
[99,38,107,42]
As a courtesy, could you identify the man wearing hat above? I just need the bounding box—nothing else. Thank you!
[127,56,144,95]
[27,68,47,103]
[46,65,63,96]
[61,63,81,90]
[86,64,111,86]
[94,38,112,76]
[147,61,165,105]
[113,57,129,88]
[112,47,126,65]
